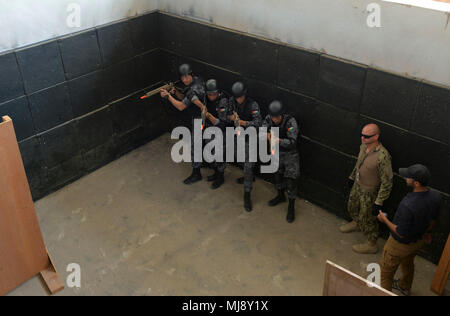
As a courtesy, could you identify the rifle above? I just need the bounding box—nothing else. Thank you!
[140,81,181,100]
[270,130,277,156]
[232,102,241,136]
[201,105,207,131]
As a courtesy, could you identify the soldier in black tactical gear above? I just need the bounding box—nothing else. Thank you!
[225,81,262,212]
[160,64,207,185]
[203,79,231,190]
[263,100,300,223]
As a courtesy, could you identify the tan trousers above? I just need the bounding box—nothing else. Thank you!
[380,236,425,291]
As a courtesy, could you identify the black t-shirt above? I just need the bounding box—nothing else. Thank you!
[392,189,442,244]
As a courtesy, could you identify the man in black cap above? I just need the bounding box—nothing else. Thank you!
[161,64,206,185]
[378,164,441,295]
[203,79,231,189]
[262,100,300,223]
[226,81,262,212]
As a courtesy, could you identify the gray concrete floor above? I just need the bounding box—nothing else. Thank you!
[8,134,442,296]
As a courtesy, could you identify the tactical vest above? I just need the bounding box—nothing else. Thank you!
[272,114,296,152]
[278,114,293,139]
[356,145,385,193]
[234,97,257,122]
[207,90,228,117]
[185,76,205,120]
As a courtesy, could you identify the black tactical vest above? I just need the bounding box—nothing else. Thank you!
[271,114,297,152]
[277,114,293,139]
[206,90,228,117]
[184,76,205,120]
[233,97,257,122]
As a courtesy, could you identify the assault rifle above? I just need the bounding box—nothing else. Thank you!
[140,81,182,100]
[232,102,241,136]
[270,130,277,156]
[201,105,207,131]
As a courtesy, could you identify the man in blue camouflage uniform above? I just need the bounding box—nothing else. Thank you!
[160,64,206,185]
[203,79,231,190]
[263,100,300,223]
[224,82,262,212]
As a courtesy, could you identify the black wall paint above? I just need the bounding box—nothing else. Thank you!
[0,11,448,264]
[0,11,166,200]
[157,13,449,264]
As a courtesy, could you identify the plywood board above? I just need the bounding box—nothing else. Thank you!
[0,116,56,295]
[431,234,450,296]
[323,261,396,296]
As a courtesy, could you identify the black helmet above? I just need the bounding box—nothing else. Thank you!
[268,100,284,116]
[231,82,247,98]
[206,79,218,93]
[179,64,193,76]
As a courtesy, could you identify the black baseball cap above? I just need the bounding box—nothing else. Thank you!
[399,164,431,186]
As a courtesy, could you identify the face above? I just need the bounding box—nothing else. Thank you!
[181,74,193,86]
[405,178,414,188]
[361,126,379,145]
[235,95,246,105]
[271,115,282,125]
[207,92,218,101]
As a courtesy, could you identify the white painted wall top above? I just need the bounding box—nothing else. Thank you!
[0,0,158,52]
[159,0,450,87]
[383,0,450,12]
[0,0,449,86]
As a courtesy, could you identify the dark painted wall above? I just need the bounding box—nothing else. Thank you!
[157,13,450,264]
[0,12,168,200]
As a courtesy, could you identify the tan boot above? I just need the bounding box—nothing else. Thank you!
[339,221,360,233]
[352,240,378,254]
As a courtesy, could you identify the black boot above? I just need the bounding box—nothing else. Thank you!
[211,172,225,190]
[268,190,286,207]
[183,168,202,185]
[207,169,219,182]
[237,176,255,184]
[287,199,295,223]
[244,192,252,212]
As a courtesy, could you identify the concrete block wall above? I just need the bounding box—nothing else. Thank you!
[157,12,449,264]
[0,11,167,200]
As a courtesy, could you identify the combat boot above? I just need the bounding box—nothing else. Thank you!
[268,190,286,207]
[352,240,378,254]
[211,172,224,190]
[244,192,252,212]
[339,221,360,233]
[207,169,219,182]
[286,199,295,223]
[237,176,255,184]
[183,168,202,185]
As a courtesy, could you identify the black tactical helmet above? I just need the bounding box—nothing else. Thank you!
[179,64,193,76]
[231,82,247,98]
[206,79,218,93]
[268,100,284,117]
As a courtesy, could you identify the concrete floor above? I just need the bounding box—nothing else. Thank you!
[8,134,442,296]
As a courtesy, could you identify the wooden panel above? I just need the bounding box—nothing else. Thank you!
[0,116,49,295]
[323,261,396,296]
[431,234,450,296]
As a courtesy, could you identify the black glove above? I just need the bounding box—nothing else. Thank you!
[372,204,382,216]
[348,178,354,189]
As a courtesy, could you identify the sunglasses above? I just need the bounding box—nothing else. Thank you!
[361,134,377,139]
